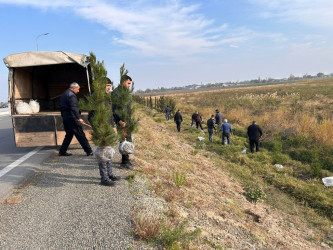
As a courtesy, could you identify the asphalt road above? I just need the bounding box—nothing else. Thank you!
[0,110,55,200]
[0,108,152,249]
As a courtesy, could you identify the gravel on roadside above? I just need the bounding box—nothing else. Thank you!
[0,146,153,250]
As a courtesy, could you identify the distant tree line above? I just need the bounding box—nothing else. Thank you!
[135,72,333,94]
[133,95,177,116]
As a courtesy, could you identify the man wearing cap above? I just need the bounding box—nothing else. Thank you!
[59,82,93,156]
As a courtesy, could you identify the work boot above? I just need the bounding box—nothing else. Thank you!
[121,163,133,170]
[109,174,121,181]
[86,151,93,156]
[100,180,115,186]
[59,152,72,156]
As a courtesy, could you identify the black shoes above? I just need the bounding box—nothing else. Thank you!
[58,152,72,156]
[109,174,121,181]
[121,163,133,170]
[86,152,93,156]
[100,180,115,186]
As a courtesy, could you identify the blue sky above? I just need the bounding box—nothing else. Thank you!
[1,0,333,101]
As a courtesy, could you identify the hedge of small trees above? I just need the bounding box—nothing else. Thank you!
[133,95,177,117]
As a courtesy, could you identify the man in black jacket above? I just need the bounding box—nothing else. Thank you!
[174,109,183,132]
[247,121,263,153]
[59,82,93,156]
[112,75,134,169]
[207,115,216,142]
[191,112,196,127]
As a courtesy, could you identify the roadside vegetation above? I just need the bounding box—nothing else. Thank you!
[130,78,333,249]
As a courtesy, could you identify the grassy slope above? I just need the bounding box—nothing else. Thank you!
[131,106,332,249]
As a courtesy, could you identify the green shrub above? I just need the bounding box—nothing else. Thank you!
[285,135,310,148]
[272,135,283,153]
[126,174,135,184]
[195,140,206,150]
[158,220,201,249]
[321,155,333,172]
[232,128,247,138]
[311,146,321,177]
[272,152,290,165]
[154,117,164,123]
[244,185,267,203]
[288,148,312,164]
[173,171,187,186]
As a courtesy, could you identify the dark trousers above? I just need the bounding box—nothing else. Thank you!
[59,118,92,154]
[176,122,181,132]
[208,129,214,142]
[166,113,170,120]
[196,121,203,130]
[222,133,230,145]
[249,138,260,153]
[122,154,130,164]
[98,161,113,182]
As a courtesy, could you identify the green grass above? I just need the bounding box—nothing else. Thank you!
[172,171,187,186]
[156,220,201,249]
[160,110,333,223]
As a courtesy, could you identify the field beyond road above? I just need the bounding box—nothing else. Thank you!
[130,105,333,249]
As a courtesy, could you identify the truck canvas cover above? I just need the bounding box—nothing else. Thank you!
[3,51,90,68]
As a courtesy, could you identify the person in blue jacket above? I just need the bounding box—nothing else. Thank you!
[220,119,232,145]
[165,105,171,120]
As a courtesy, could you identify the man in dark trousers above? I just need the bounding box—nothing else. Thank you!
[112,75,134,169]
[215,109,223,126]
[191,112,196,127]
[220,119,232,145]
[165,105,171,120]
[247,121,263,153]
[174,109,183,132]
[89,78,120,186]
[59,82,93,156]
[207,115,216,142]
[194,111,204,131]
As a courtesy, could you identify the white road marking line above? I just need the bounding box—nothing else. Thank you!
[0,146,44,178]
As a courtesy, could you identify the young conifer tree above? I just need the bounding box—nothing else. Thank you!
[112,63,138,139]
[79,52,119,147]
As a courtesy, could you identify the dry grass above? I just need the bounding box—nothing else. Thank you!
[169,80,333,146]
[132,214,161,240]
[3,194,24,205]
[131,106,331,249]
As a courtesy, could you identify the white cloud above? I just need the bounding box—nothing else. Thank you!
[248,0,333,28]
[0,0,249,58]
